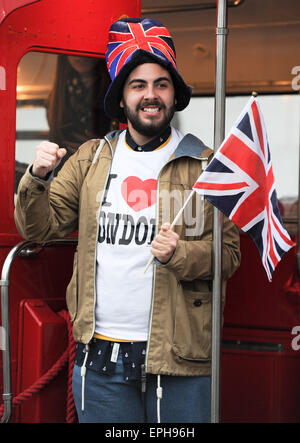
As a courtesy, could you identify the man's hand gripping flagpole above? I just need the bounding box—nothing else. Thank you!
[143,189,196,273]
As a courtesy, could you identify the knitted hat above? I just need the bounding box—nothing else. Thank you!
[104,17,192,123]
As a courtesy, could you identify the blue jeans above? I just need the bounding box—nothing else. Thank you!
[72,348,211,423]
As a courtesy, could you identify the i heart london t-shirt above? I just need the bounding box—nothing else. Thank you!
[95,127,184,341]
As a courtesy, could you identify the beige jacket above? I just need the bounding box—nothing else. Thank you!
[15,130,240,376]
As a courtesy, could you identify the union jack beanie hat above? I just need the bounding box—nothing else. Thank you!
[104,17,192,122]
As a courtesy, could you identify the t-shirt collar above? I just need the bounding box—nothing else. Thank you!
[125,126,171,152]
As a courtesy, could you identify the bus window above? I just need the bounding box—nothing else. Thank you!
[172,94,300,235]
[15,52,112,193]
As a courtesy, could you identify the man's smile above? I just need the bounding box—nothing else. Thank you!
[142,107,160,113]
[138,103,164,117]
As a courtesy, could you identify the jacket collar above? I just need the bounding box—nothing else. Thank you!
[173,133,211,160]
[105,129,123,142]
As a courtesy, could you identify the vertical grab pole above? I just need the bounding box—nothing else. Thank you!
[297,91,300,277]
[1,280,12,424]
[211,0,228,423]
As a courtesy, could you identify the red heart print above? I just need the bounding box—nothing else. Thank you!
[121,176,157,212]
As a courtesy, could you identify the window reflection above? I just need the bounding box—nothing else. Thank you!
[15,52,112,192]
[47,55,111,171]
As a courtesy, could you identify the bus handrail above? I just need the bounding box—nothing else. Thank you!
[0,238,78,423]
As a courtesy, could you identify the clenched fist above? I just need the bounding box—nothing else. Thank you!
[151,222,179,263]
[32,141,67,179]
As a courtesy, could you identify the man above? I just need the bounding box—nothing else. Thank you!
[14,17,240,423]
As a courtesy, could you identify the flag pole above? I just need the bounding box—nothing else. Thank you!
[210,0,228,423]
[144,189,196,273]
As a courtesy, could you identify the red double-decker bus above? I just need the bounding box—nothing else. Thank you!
[0,0,299,423]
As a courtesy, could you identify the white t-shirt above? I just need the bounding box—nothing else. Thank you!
[95,128,184,341]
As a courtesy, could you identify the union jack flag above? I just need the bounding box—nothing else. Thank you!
[193,96,295,281]
[106,18,177,80]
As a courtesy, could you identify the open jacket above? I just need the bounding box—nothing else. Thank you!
[15,130,241,376]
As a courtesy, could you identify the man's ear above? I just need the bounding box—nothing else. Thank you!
[120,98,124,109]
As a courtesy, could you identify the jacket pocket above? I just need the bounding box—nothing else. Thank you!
[173,289,211,361]
[66,250,78,322]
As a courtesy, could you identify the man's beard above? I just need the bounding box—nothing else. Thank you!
[122,99,175,138]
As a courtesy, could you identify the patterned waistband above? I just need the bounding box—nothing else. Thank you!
[75,337,147,381]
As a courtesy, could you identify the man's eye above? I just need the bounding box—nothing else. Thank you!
[133,84,144,89]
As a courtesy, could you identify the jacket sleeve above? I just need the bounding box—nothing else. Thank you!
[162,200,241,282]
[14,140,96,243]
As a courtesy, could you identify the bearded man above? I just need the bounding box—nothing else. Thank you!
[15,17,240,423]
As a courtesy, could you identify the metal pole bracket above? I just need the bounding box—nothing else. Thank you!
[216,27,229,35]
[0,280,9,287]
